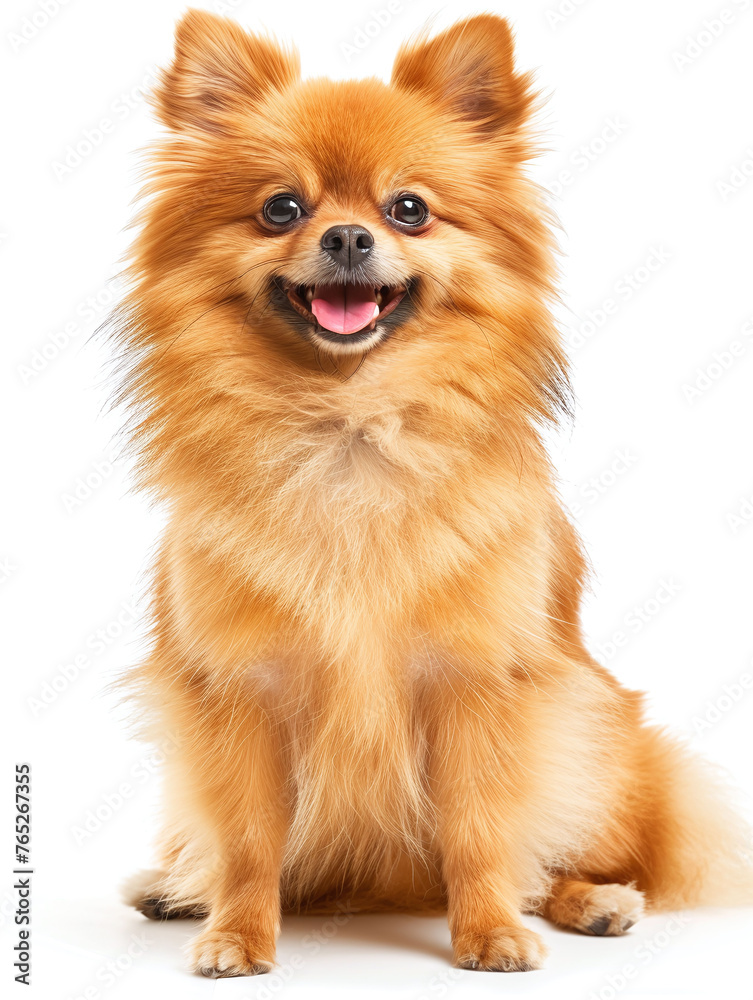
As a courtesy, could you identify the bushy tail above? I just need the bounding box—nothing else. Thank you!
[639,727,753,910]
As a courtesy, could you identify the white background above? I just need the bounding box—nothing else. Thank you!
[3,0,753,997]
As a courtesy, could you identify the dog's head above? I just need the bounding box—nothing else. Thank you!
[115,7,570,506]
[137,11,561,367]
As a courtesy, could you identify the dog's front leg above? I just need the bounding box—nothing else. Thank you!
[430,683,548,972]
[184,686,287,978]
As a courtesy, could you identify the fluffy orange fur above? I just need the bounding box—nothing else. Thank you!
[113,10,753,977]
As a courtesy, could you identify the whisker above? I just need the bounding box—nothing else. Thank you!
[148,298,233,371]
[205,256,292,298]
[341,354,366,382]
[418,271,497,371]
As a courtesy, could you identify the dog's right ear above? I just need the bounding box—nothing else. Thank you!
[154,9,300,134]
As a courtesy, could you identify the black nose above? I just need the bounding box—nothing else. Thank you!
[320,225,374,269]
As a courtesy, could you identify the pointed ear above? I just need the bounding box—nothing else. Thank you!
[391,16,533,134]
[155,9,300,134]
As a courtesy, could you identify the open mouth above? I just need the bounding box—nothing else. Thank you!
[281,282,407,340]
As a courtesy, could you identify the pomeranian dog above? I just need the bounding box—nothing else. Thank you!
[116,9,752,977]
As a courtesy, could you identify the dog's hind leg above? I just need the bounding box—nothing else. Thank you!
[541,877,644,936]
[123,867,207,920]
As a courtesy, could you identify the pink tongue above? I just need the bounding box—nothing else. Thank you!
[311,284,380,335]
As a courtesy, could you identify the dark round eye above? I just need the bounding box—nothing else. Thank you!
[389,196,429,227]
[263,195,304,226]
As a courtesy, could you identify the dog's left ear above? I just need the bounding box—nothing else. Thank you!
[391,15,533,134]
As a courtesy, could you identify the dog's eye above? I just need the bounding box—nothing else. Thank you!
[263,195,304,226]
[389,196,429,227]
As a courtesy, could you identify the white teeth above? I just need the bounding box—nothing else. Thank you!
[375,289,382,306]
[305,287,314,303]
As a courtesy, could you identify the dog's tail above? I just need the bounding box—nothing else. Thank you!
[637,726,753,909]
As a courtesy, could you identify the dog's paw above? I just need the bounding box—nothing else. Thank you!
[577,884,644,936]
[188,928,274,978]
[122,868,205,921]
[453,925,547,972]
[121,869,165,914]
[137,896,206,921]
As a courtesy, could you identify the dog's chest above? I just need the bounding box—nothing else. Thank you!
[229,405,472,629]
[283,411,410,501]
